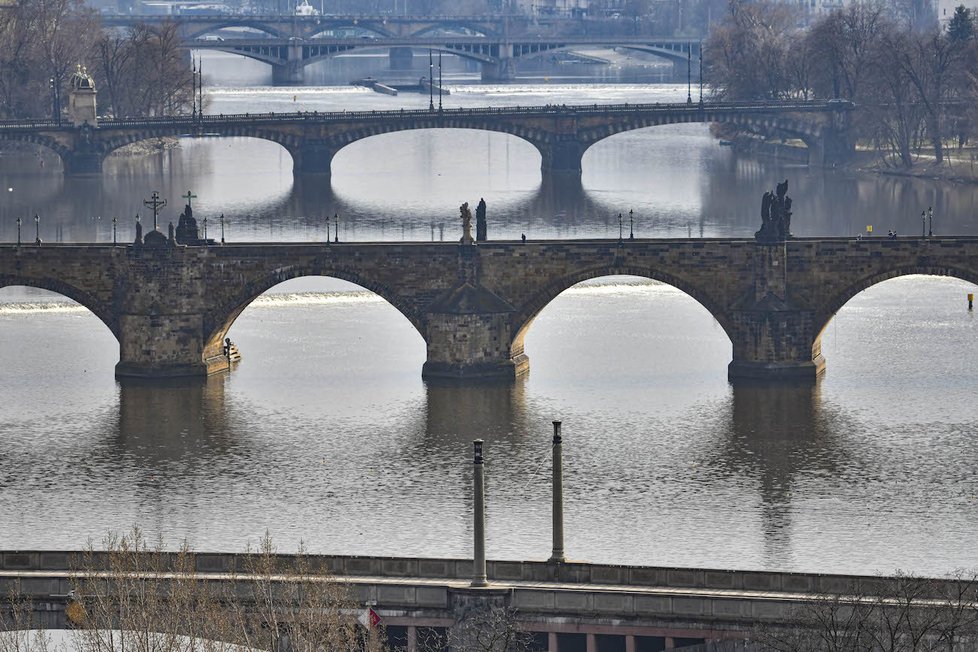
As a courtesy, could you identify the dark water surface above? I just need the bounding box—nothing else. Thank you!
[1,64,977,575]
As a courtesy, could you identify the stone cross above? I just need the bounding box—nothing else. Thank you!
[181,189,197,208]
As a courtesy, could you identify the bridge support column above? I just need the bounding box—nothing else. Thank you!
[272,61,305,86]
[422,256,527,381]
[291,142,336,176]
[539,140,585,174]
[481,47,516,82]
[62,150,103,175]
[727,242,824,381]
[809,128,854,167]
[389,47,414,70]
[115,314,230,379]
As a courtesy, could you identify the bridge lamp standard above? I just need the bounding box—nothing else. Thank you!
[220,213,225,244]
[629,209,634,240]
[202,215,208,241]
[686,43,692,105]
[333,212,339,243]
[618,212,623,243]
[928,206,933,237]
[428,49,434,111]
[112,216,117,245]
[34,213,40,246]
[16,216,21,246]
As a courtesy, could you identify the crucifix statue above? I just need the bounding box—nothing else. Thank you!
[143,191,167,231]
[181,189,197,208]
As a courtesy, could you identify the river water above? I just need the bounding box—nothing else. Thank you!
[0,52,977,577]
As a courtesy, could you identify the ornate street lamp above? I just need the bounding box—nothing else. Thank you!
[629,209,634,240]
[334,213,339,243]
[16,216,21,246]
[618,212,623,242]
[112,216,117,245]
[220,213,225,244]
[34,213,40,245]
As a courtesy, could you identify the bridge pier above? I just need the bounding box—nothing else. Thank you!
[291,142,336,176]
[538,140,585,174]
[389,47,414,70]
[62,150,103,176]
[481,57,516,82]
[807,128,854,167]
[272,61,305,86]
[726,242,824,382]
[115,313,230,379]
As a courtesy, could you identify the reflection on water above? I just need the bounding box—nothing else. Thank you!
[1,73,977,575]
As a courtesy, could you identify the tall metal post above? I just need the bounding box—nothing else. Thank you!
[700,41,703,106]
[220,213,225,244]
[928,206,933,237]
[428,49,434,111]
[16,217,21,246]
[112,216,117,245]
[34,214,40,245]
[686,43,692,104]
[471,439,488,587]
[548,421,565,563]
[438,50,443,112]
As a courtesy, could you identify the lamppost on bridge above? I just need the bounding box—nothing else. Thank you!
[16,216,21,246]
[629,208,634,240]
[700,41,703,106]
[921,210,926,237]
[618,212,623,243]
[333,212,339,243]
[928,206,933,237]
[49,77,60,125]
[112,216,117,245]
[438,50,443,113]
[686,43,692,105]
[428,49,434,111]
[202,215,208,241]
[220,213,225,244]
[93,215,101,242]
[34,213,40,245]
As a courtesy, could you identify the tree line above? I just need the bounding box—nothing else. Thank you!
[704,0,978,167]
[0,0,193,121]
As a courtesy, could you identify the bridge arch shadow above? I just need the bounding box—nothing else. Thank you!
[512,272,733,380]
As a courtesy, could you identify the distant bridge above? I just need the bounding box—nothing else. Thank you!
[0,100,853,177]
[102,13,698,83]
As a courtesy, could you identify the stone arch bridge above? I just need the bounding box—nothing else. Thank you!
[0,100,853,176]
[1,235,974,382]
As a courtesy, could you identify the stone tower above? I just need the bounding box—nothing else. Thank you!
[67,65,97,127]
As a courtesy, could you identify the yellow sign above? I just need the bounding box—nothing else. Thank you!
[866,225,873,233]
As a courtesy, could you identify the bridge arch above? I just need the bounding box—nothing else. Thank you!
[0,277,119,338]
[510,267,733,361]
[814,267,978,344]
[202,265,425,361]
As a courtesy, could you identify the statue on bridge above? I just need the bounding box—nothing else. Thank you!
[476,198,487,242]
[175,202,203,245]
[755,179,793,243]
[460,202,474,245]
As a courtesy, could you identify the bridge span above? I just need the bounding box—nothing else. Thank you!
[0,235,973,382]
[0,101,853,177]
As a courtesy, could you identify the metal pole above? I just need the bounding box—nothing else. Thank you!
[700,41,703,106]
[548,421,565,564]
[16,217,21,246]
[686,43,692,104]
[334,213,339,243]
[438,49,443,112]
[921,211,926,238]
[618,213,623,242]
[112,217,117,245]
[471,439,488,587]
[928,206,933,237]
[428,49,434,111]
[34,214,40,245]
[629,209,634,240]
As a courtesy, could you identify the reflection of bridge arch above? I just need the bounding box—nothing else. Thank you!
[0,278,119,337]
[510,269,732,361]
[204,268,425,358]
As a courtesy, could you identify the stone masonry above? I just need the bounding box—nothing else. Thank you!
[1,237,976,381]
